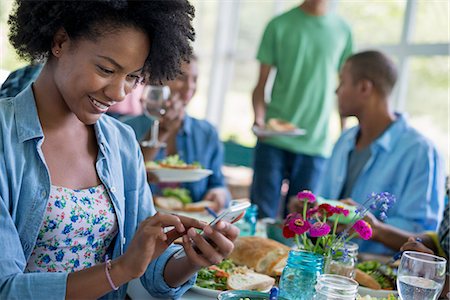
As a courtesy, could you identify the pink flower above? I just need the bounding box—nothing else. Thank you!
[333,205,350,217]
[297,190,316,203]
[309,222,331,237]
[352,220,373,240]
[288,216,311,235]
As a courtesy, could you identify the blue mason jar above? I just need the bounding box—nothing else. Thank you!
[279,250,324,300]
[237,204,258,236]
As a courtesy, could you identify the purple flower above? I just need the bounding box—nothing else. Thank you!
[309,222,331,237]
[379,212,387,221]
[297,190,316,203]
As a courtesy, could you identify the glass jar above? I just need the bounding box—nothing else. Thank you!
[314,274,359,300]
[327,242,359,278]
[279,250,324,300]
[237,204,258,236]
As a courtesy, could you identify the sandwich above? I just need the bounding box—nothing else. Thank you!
[229,236,290,276]
[195,259,275,292]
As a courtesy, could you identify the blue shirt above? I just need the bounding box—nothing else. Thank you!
[0,86,195,299]
[318,113,446,254]
[0,64,43,98]
[124,114,229,203]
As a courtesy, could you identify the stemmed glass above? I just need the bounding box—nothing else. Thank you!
[397,251,447,300]
[140,85,170,148]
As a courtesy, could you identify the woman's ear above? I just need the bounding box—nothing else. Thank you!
[51,27,69,58]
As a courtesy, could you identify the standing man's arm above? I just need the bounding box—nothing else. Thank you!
[338,26,354,131]
[252,64,272,128]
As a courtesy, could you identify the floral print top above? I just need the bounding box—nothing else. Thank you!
[26,184,118,273]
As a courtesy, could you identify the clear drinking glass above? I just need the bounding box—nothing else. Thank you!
[314,274,359,300]
[397,251,447,300]
[140,85,170,148]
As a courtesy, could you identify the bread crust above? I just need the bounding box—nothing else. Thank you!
[229,237,290,276]
[266,119,296,132]
[355,268,382,290]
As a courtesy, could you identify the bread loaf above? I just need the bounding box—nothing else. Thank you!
[229,236,290,276]
[355,268,382,290]
[154,196,184,210]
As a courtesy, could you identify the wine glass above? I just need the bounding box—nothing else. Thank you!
[140,85,170,148]
[397,251,447,300]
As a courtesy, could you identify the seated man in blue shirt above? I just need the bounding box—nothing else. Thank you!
[125,56,230,211]
[291,50,445,254]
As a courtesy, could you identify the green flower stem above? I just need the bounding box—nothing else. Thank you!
[313,237,321,253]
[344,233,358,244]
[302,200,308,220]
[295,234,302,249]
[332,215,340,238]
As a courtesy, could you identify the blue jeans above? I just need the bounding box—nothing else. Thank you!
[250,142,326,219]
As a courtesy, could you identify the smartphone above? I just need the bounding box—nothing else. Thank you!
[173,200,251,259]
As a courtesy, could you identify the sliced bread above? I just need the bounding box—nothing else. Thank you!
[227,272,275,291]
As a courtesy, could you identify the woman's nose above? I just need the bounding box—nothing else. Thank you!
[105,77,133,102]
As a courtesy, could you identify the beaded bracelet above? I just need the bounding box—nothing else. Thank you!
[105,255,119,291]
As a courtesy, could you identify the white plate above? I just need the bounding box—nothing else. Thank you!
[252,125,306,137]
[147,168,213,182]
[190,285,273,298]
[190,285,223,298]
[358,286,398,298]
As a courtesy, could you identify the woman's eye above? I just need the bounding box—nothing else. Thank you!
[97,66,114,74]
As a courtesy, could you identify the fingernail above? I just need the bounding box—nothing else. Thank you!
[188,228,196,238]
[204,226,213,235]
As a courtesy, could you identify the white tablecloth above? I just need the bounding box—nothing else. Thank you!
[127,278,214,300]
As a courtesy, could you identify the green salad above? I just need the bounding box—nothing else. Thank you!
[357,261,397,290]
[161,188,192,204]
[196,259,236,290]
[159,154,202,169]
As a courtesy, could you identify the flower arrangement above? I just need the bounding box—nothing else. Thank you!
[282,191,395,257]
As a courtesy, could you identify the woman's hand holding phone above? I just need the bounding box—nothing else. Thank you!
[181,220,240,267]
[173,200,248,264]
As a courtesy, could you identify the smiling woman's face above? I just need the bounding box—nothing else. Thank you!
[52,25,150,125]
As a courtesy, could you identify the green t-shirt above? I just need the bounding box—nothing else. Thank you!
[257,7,353,157]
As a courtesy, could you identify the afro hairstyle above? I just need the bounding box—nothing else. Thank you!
[8,0,195,84]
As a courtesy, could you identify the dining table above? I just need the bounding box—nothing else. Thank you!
[127,278,213,300]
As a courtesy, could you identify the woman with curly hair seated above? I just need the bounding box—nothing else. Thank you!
[0,1,239,299]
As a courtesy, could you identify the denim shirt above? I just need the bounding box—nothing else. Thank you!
[0,86,195,299]
[318,113,446,254]
[124,114,229,203]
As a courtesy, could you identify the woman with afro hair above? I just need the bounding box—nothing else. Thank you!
[0,1,239,299]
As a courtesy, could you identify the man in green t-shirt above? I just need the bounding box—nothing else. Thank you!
[251,0,353,218]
